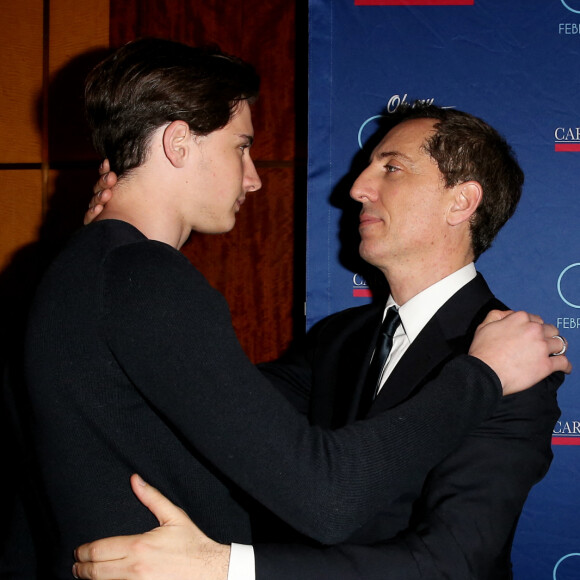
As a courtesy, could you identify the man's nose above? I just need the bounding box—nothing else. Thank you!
[350,171,375,203]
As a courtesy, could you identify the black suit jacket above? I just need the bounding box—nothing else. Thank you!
[256,273,562,579]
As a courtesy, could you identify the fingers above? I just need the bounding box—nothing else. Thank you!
[92,173,115,196]
[130,474,190,526]
[540,325,571,367]
[470,309,572,394]
[525,313,544,324]
[86,184,112,225]
[73,477,219,580]
[87,160,116,226]
[548,333,572,374]
[549,333,566,351]
[99,159,110,176]
[479,309,514,325]
[75,535,135,564]
[83,204,104,225]
[482,309,545,326]
[550,354,572,375]
[73,559,128,579]
[540,323,558,339]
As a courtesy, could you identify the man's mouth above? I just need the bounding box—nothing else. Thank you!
[359,213,382,228]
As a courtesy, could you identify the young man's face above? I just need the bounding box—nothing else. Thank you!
[350,118,456,273]
[186,100,262,234]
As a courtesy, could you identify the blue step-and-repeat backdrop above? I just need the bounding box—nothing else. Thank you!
[307,0,579,577]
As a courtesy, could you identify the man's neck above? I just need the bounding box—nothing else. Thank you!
[96,170,190,250]
[381,257,474,306]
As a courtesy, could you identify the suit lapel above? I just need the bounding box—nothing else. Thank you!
[368,274,498,417]
[341,304,385,425]
[308,302,384,428]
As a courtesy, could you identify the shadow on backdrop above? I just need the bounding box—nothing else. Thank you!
[0,47,111,579]
[329,110,405,302]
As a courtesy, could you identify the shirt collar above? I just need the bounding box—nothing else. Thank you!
[385,263,477,344]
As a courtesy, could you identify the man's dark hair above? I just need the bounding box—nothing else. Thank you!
[85,37,260,177]
[384,104,524,260]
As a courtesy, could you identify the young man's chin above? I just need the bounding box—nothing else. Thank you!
[214,219,237,235]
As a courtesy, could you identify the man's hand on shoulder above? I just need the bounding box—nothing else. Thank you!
[469,309,571,395]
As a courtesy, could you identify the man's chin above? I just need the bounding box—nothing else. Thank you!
[359,241,388,269]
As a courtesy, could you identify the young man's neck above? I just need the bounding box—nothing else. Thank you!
[96,169,190,250]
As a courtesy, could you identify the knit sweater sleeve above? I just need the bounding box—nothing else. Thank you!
[102,241,501,544]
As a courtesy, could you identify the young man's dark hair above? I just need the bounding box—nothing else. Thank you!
[384,104,524,260]
[85,37,260,178]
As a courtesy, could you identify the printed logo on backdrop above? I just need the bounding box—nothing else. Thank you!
[353,273,372,297]
[354,0,474,5]
[557,263,580,309]
[553,553,580,579]
[554,127,580,151]
[559,0,580,35]
[357,94,452,149]
[553,418,580,445]
[554,263,580,446]
[552,262,580,445]
[561,0,580,14]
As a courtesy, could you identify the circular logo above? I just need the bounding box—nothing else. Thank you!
[357,115,384,149]
[553,553,580,579]
[561,0,580,13]
[557,264,580,309]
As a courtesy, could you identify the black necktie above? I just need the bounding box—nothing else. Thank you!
[358,307,401,418]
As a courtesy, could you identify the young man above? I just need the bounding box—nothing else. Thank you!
[74,105,570,580]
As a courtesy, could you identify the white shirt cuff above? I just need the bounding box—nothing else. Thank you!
[227,543,256,580]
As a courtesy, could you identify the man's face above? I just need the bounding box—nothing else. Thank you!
[350,118,455,272]
[186,100,262,234]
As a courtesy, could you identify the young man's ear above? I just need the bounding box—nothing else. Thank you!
[447,181,482,226]
[162,120,192,168]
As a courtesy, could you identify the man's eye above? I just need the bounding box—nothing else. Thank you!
[385,164,399,173]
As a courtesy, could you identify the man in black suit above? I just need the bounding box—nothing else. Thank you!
[73,105,567,580]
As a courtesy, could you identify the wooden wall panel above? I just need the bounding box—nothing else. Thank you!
[0,0,109,359]
[0,171,43,272]
[49,0,109,73]
[182,167,296,363]
[110,0,296,159]
[0,0,43,163]
[110,0,299,362]
[0,0,109,269]
[48,0,110,163]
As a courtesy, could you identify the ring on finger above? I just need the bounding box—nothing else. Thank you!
[551,335,568,357]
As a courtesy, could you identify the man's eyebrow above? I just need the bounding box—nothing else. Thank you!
[374,150,414,164]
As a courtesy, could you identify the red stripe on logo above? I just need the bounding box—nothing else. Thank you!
[355,0,474,5]
[555,143,580,152]
[353,289,373,297]
[552,437,580,446]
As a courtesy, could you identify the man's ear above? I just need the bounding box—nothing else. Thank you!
[162,120,191,168]
[447,181,482,226]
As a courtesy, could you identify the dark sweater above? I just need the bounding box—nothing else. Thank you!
[24,220,501,578]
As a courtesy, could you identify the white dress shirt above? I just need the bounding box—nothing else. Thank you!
[228,263,477,580]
